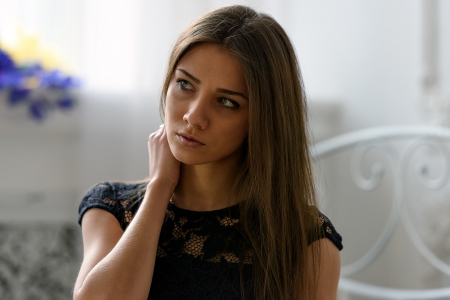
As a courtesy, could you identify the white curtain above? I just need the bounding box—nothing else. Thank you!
[0,0,286,94]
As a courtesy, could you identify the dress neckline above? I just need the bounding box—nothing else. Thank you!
[168,201,240,217]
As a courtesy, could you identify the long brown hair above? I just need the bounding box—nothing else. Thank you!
[160,5,321,299]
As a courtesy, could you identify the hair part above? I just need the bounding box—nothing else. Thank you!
[160,5,321,299]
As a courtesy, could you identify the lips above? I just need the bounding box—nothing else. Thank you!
[177,133,205,147]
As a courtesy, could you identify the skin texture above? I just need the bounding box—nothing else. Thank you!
[73,43,341,300]
[166,43,249,167]
[310,239,341,299]
[165,43,249,211]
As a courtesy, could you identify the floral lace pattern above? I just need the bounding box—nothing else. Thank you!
[156,201,253,265]
[78,182,342,299]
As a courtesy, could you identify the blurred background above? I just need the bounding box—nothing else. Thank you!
[0,0,449,299]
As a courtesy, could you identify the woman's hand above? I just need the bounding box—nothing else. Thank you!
[148,124,180,190]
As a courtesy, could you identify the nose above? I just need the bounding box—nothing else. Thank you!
[183,94,209,129]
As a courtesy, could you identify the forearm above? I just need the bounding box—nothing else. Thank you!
[74,181,172,300]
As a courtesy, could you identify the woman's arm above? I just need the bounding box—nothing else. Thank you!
[73,126,179,300]
[309,238,341,300]
[73,208,123,298]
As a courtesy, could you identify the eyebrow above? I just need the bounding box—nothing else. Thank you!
[177,68,201,84]
[216,88,248,100]
[176,68,248,100]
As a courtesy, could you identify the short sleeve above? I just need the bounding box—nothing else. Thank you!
[317,212,343,251]
[78,182,124,228]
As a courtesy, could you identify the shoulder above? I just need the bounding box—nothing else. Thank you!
[78,181,146,230]
[317,212,343,251]
[308,209,343,251]
[308,238,341,300]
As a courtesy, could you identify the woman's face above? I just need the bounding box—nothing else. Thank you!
[165,43,249,167]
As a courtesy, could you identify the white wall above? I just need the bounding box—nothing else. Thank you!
[287,0,422,131]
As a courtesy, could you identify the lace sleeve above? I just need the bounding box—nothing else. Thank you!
[78,181,145,230]
[78,182,124,228]
[316,212,343,250]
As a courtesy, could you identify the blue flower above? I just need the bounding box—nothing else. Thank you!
[0,49,15,71]
[1,46,80,121]
[41,70,79,89]
[9,88,30,105]
[29,99,49,121]
[0,70,24,90]
[57,95,75,109]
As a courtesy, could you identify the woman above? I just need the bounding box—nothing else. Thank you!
[74,5,342,300]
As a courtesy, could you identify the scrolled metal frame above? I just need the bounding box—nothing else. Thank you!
[312,126,450,299]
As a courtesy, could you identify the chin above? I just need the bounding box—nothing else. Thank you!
[170,147,207,166]
[169,139,244,167]
[176,156,210,166]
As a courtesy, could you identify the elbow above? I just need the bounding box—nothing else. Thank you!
[73,287,107,300]
[72,289,82,300]
[73,288,92,300]
[73,286,136,300]
[73,279,112,300]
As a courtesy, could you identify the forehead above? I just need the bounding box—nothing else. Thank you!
[176,43,248,94]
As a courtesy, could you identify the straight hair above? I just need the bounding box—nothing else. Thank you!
[159,5,321,299]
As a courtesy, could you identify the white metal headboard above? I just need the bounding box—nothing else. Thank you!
[312,126,450,299]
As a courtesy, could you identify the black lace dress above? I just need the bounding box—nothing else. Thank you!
[78,182,343,300]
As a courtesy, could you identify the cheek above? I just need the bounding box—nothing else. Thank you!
[164,94,183,124]
[164,97,179,148]
[167,134,180,160]
[223,120,248,148]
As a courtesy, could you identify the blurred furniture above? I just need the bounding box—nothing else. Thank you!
[313,126,450,300]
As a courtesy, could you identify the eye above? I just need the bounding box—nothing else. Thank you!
[219,98,240,109]
[176,79,193,91]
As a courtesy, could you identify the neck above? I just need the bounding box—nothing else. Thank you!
[172,161,240,211]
